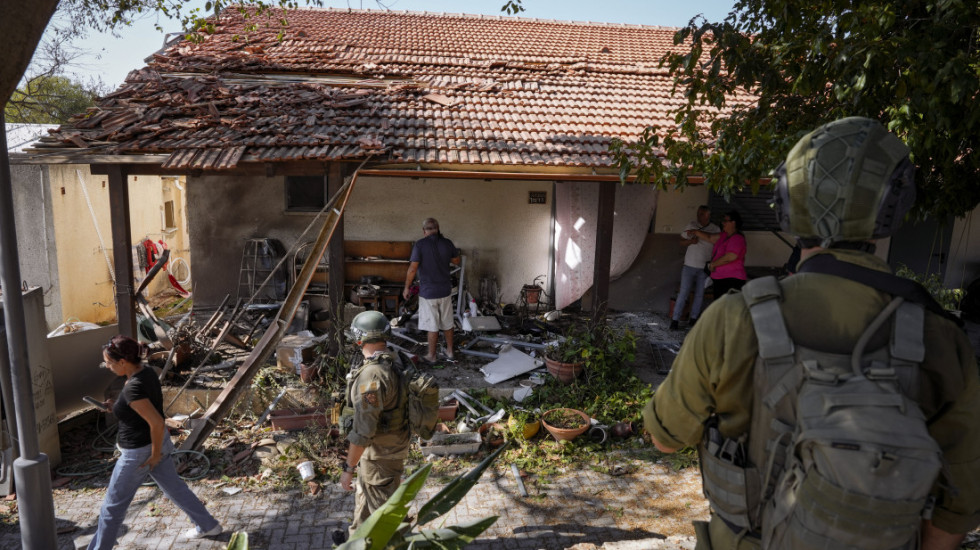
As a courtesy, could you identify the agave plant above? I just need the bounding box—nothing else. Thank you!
[338,442,510,550]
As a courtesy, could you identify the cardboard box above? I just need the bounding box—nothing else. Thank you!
[276,334,316,374]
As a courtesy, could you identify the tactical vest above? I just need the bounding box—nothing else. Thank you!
[340,351,409,436]
[698,276,943,549]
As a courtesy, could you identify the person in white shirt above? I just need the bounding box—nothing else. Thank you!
[670,205,720,330]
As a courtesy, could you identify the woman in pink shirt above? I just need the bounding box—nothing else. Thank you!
[693,210,747,296]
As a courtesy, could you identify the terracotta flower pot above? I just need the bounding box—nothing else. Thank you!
[544,356,584,384]
[438,399,459,421]
[541,408,590,441]
[299,363,317,383]
[479,422,508,448]
[269,408,328,431]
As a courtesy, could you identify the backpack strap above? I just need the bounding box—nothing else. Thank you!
[797,253,961,326]
[890,301,926,401]
[743,277,794,360]
[730,277,801,533]
[743,277,799,409]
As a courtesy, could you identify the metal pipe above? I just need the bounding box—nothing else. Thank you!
[166,302,243,412]
[200,294,230,335]
[474,336,547,350]
[252,387,289,430]
[511,463,528,497]
[390,328,424,346]
[0,112,57,548]
[458,348,500,359]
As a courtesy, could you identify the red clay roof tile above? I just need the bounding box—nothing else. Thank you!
[37,8,752,171]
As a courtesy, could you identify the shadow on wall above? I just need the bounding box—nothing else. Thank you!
[584,232,683,314]
[553,182,658,310]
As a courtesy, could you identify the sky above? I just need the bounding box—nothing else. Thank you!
[64,0,734,88]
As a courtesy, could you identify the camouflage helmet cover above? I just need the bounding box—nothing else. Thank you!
[773,117,916,247]
[349,310,390,344]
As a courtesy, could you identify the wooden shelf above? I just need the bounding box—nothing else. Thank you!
[344,240,413,284]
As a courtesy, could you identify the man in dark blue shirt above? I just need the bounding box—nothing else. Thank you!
[403,218,460,363]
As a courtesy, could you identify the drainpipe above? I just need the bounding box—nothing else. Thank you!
[0,114,58,548]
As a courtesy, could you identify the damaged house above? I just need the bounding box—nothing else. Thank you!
[19,7,977,326]
[20,7,767,324]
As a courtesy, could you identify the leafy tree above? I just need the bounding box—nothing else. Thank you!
[612,1,980,220]
[1,1,318,107]
[6,75,100,123]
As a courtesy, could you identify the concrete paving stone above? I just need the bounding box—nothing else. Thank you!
[3,453,713,550]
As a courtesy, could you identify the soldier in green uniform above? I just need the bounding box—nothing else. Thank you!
[336,311,410,544]
[643,117,980,550]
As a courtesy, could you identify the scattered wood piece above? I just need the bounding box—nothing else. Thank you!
[422,93,454,106]
[232,448,253,463]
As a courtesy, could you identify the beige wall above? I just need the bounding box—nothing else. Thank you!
[187,173,554,307]
[46,166,189,326]
[654,186,788,268]
[346,176,553,304]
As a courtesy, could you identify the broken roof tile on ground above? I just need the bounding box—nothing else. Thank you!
[32,8,753,171]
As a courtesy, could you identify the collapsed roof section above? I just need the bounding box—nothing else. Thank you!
[29,8,750,172]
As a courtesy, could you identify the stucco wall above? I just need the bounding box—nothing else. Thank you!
[655,186,793,269]
[10,164,61,329]
[40,166,188,326]
[187,174,554,308]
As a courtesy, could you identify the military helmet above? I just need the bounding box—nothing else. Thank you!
[349,310,390,344]
[772,117,916,247]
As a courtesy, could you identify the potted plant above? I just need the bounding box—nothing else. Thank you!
[506,408,540,440]
[541,408,590,441]
[544,316,637,385]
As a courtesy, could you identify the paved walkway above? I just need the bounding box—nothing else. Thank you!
[0,452,706,550]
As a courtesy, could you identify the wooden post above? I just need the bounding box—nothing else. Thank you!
[592,180,616,320]
[327,163,346,324]
[103,164,137,338]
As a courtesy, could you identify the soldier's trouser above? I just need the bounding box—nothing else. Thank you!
[351,458,405,533]
[693,518,762,550]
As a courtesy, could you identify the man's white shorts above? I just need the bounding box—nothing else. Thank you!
[418,296,454,332]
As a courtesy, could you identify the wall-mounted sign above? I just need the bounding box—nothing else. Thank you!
[529,191,547,204]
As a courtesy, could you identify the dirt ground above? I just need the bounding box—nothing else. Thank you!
[385,310,682,391]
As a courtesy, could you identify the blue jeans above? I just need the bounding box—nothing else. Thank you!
[673,265,709,322]
[88,436,218,550]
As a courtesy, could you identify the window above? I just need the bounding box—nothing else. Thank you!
[285,175,327,211]
[163,200,177,230]
[708,187,779,232]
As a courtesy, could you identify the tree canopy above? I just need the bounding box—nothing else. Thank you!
[0,1,326,108]
[6,75,100,124]
[612,0,980,220]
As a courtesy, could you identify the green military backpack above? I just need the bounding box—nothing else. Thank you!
[394,352,440,440]
[339,351,440,440]
[699,276,944,550]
